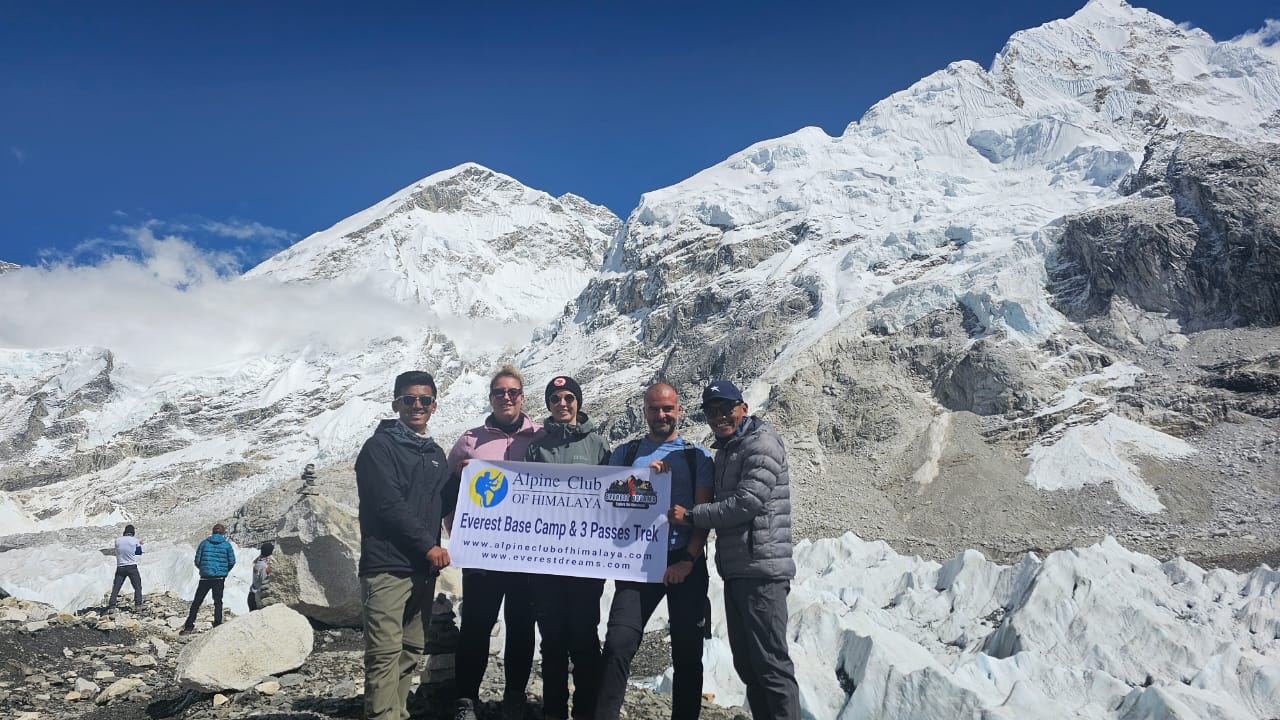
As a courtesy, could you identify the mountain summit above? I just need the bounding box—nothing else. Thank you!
[247,163,620,323]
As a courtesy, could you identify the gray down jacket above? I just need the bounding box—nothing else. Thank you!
[687,416,795,580]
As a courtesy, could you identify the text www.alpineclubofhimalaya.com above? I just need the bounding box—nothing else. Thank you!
[461,538,652,570]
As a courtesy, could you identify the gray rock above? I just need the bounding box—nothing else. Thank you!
[1052,132,1280,331]
[94,677,142,705]
[173,604,313,692]
[265,494,364,627]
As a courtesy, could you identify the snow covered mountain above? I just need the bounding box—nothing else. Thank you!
[2,1,1278,718]
[247,163,620,324]
[0,165,618,536]
[518,0,1280,557]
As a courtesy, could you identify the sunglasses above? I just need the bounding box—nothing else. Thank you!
[490,388,523,399]
[701,402,740,418]
[548,392,578,405]
[396,394,435,407]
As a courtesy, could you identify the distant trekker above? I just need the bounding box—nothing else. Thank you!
[180,522,237,634]
[107,524,144,610]
[248,541,274,611]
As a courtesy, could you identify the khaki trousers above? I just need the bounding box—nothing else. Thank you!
[361,572,435,720]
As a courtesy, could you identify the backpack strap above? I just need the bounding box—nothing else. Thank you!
[682,441,702,478]
[622,438,643,467]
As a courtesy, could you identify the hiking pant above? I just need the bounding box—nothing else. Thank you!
[184,577,226,628]
[723,578,800,720]
[532,574,604,720]
[596,557,710,720]
[108,565,142,607]
[455,568,536,703]
[361,572,435,720]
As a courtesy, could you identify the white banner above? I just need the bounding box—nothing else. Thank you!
[449,459,670,582]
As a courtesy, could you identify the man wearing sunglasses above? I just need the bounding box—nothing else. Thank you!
[669,380,799,720]
[447,365,544,720]
[356,371,452,720]
[525,375,611,720]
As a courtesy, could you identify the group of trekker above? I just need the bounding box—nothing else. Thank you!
[356,367,801,720]
[106,523,274,632]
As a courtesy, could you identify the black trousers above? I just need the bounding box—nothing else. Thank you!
[184,577,226,628]
[108,565,142,607]
[455,568,537,702]
[596,557,710,720]
[247,591,259,611]
[723,578,800,720]
[532,574,605,720]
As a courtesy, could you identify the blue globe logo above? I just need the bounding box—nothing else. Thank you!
[469,469,508,508]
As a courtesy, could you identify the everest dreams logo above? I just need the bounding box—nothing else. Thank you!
[604,474,658,509]
[469,468,509,508]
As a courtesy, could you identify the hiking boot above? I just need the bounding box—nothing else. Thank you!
[454,698,478,720]
[178,627,195,635]
[501,693,525,720]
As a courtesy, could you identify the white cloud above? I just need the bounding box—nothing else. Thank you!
[45,216,297,271]
[200,219,295,243]
[1231,19,1280,64]
[0,232,431,374]
[10,146,25,163]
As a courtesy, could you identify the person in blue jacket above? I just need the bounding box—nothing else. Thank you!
[180,522,237,634]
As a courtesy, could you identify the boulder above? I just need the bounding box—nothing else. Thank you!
[174,604,313,692]
[95,677,143,704]
[268,494,363,627]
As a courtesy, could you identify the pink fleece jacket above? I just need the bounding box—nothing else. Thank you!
[447,413,545,476]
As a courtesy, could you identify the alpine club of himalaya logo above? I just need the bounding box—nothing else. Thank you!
[469,468,509,508]
[604,474,658,509]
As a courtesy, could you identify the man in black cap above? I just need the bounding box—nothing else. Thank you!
[669,380,800,720]
[108,524,143,610]
[356,370,452,720]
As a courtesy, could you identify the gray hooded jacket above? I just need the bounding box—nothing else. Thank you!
[687,416,795,580]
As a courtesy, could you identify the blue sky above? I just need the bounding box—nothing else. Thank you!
[1,0,1276,270]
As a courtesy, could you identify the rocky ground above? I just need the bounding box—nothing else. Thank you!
[0,594,746,720]
[783,325,1280,574]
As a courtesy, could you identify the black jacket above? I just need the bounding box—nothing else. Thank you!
[356,419,449,577]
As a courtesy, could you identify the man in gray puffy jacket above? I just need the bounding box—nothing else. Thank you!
[670,380,799,720]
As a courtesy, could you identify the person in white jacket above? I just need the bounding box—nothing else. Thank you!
[108,524,143,609]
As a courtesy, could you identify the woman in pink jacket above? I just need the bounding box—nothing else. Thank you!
[448,365,545,720]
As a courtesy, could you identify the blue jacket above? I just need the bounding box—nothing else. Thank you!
[194,534,236,578]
